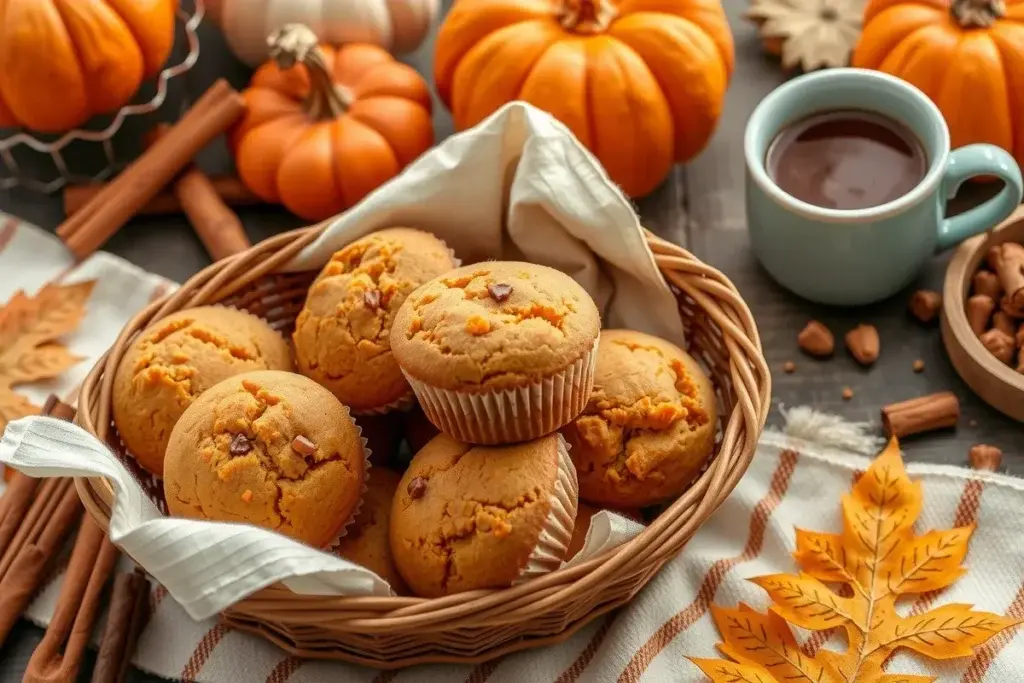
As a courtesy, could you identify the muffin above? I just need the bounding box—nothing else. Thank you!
[390,432,578,597]
[391,262,601,444]
[564,329,717,507]
[334,468,407,593]
[164,371,367,548]
[293,228,458,413]
[113,306,293,476]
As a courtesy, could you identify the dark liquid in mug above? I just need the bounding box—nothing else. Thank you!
[765,110,927,210]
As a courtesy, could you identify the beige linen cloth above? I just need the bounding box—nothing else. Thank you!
[0,103,1022,681]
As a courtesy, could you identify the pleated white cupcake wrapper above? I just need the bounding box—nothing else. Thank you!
[403,339,599,445]
[342,242,462,417]
[514,433,580,583]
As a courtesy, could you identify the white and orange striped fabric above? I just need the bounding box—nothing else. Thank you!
[3,217,1023,682]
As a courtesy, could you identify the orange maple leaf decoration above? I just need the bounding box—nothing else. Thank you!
[0,281,94,437]
[690,437,1021,682]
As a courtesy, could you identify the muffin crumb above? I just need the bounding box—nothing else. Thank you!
[842,387,854,400]
[912,359,925,373]
[783,361,796,374]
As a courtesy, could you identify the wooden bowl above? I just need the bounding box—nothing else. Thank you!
[941,205,1024,421]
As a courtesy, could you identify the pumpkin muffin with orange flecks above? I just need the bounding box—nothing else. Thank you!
[390,262,601,444]
[563,329,717,508]
[293,228,457,413]
[334,467,408,593]
[389,432,578,598]
[112,306,293,477]
[164,371,367,548]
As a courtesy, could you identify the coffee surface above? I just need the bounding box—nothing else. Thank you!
[766,110,927,210]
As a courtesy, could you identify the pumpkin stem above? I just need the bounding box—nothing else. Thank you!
[559,0,618,34]
[268,24,352,119]
[951,0,1005,27]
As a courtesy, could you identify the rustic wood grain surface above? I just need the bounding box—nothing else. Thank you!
[0,1,1019,680]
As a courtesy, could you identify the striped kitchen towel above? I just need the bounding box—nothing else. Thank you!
[3,215,1023,682]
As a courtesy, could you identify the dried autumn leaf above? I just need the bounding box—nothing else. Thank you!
[692,438,1022,682]
[744,0,865,71]
[0,281,94,433]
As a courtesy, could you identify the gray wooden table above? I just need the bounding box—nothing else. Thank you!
[1,1,1019,680]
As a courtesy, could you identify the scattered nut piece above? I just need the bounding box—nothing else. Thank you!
[363,290,381,309]
[291,435,318,457]
[994,242,1024,317]
[845,324,880,366]
[229,434,252,456]
[966,294,996,336]
[407,476,428,499]
[783,361,796,374]
[912,359,925,373]
[993,311,1016,336]
[986,245,1002,271]
[797,320,834,357]
[842,387,854,400]
[881,392,960,438]
[972,270,1002,300]
[241,489,253,503]
[909,289,942,323]
[968,444,1003,472]
[979,328,1016,364]
[969,419,978,427]
[487,282,513,302]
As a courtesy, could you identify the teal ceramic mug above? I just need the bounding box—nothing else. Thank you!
[745,68,1024,306]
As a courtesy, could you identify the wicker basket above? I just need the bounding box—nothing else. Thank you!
[74,223,770,668]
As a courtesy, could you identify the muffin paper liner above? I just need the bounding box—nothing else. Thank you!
[403,339,599,445]
[515,433,579,584]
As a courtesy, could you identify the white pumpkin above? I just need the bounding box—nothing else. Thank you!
[207,0,439,67]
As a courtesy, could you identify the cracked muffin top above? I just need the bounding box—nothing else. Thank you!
[164,370,366,548]
[293,228,458,412]
[113,306,293,477]
[390,262,600,392]
[389,432,569,598]
[563,329,717,508]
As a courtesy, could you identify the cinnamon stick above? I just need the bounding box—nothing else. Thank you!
[24,517,120,683]
[0,398,75,558]
[144,125,251,261]
[91,571,150,683]
[0,483,83,645]
[881,392,961,438]
[57,79,246,259]
[64,176,259,218]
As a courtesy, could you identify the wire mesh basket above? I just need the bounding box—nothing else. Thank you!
[0,0,204,194]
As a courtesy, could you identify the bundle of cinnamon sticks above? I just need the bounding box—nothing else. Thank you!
[56,79,253,263]
[0,397,151,683]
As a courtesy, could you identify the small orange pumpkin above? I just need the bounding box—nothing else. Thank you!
[852,0,1024,165]
[230,24,434,221]
[0,0,178,133]
[434,0,735,198]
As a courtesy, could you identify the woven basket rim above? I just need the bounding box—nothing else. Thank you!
[73,223,771,664]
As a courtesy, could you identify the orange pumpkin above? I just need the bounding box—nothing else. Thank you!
[0,0,178,133]
[230,24,434,221]
[434,0,735,198]
[852,0,1024,165]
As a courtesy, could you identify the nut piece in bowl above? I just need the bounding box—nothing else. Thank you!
[334,467,408,594]
[293,228,458,413]
[390,433,578,598]
[163,371,367,549]
[112,306,294,477]
[391,262,601,444]
[563,329,717,508]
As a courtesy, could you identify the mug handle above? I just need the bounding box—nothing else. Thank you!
[936,144,1024,252]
